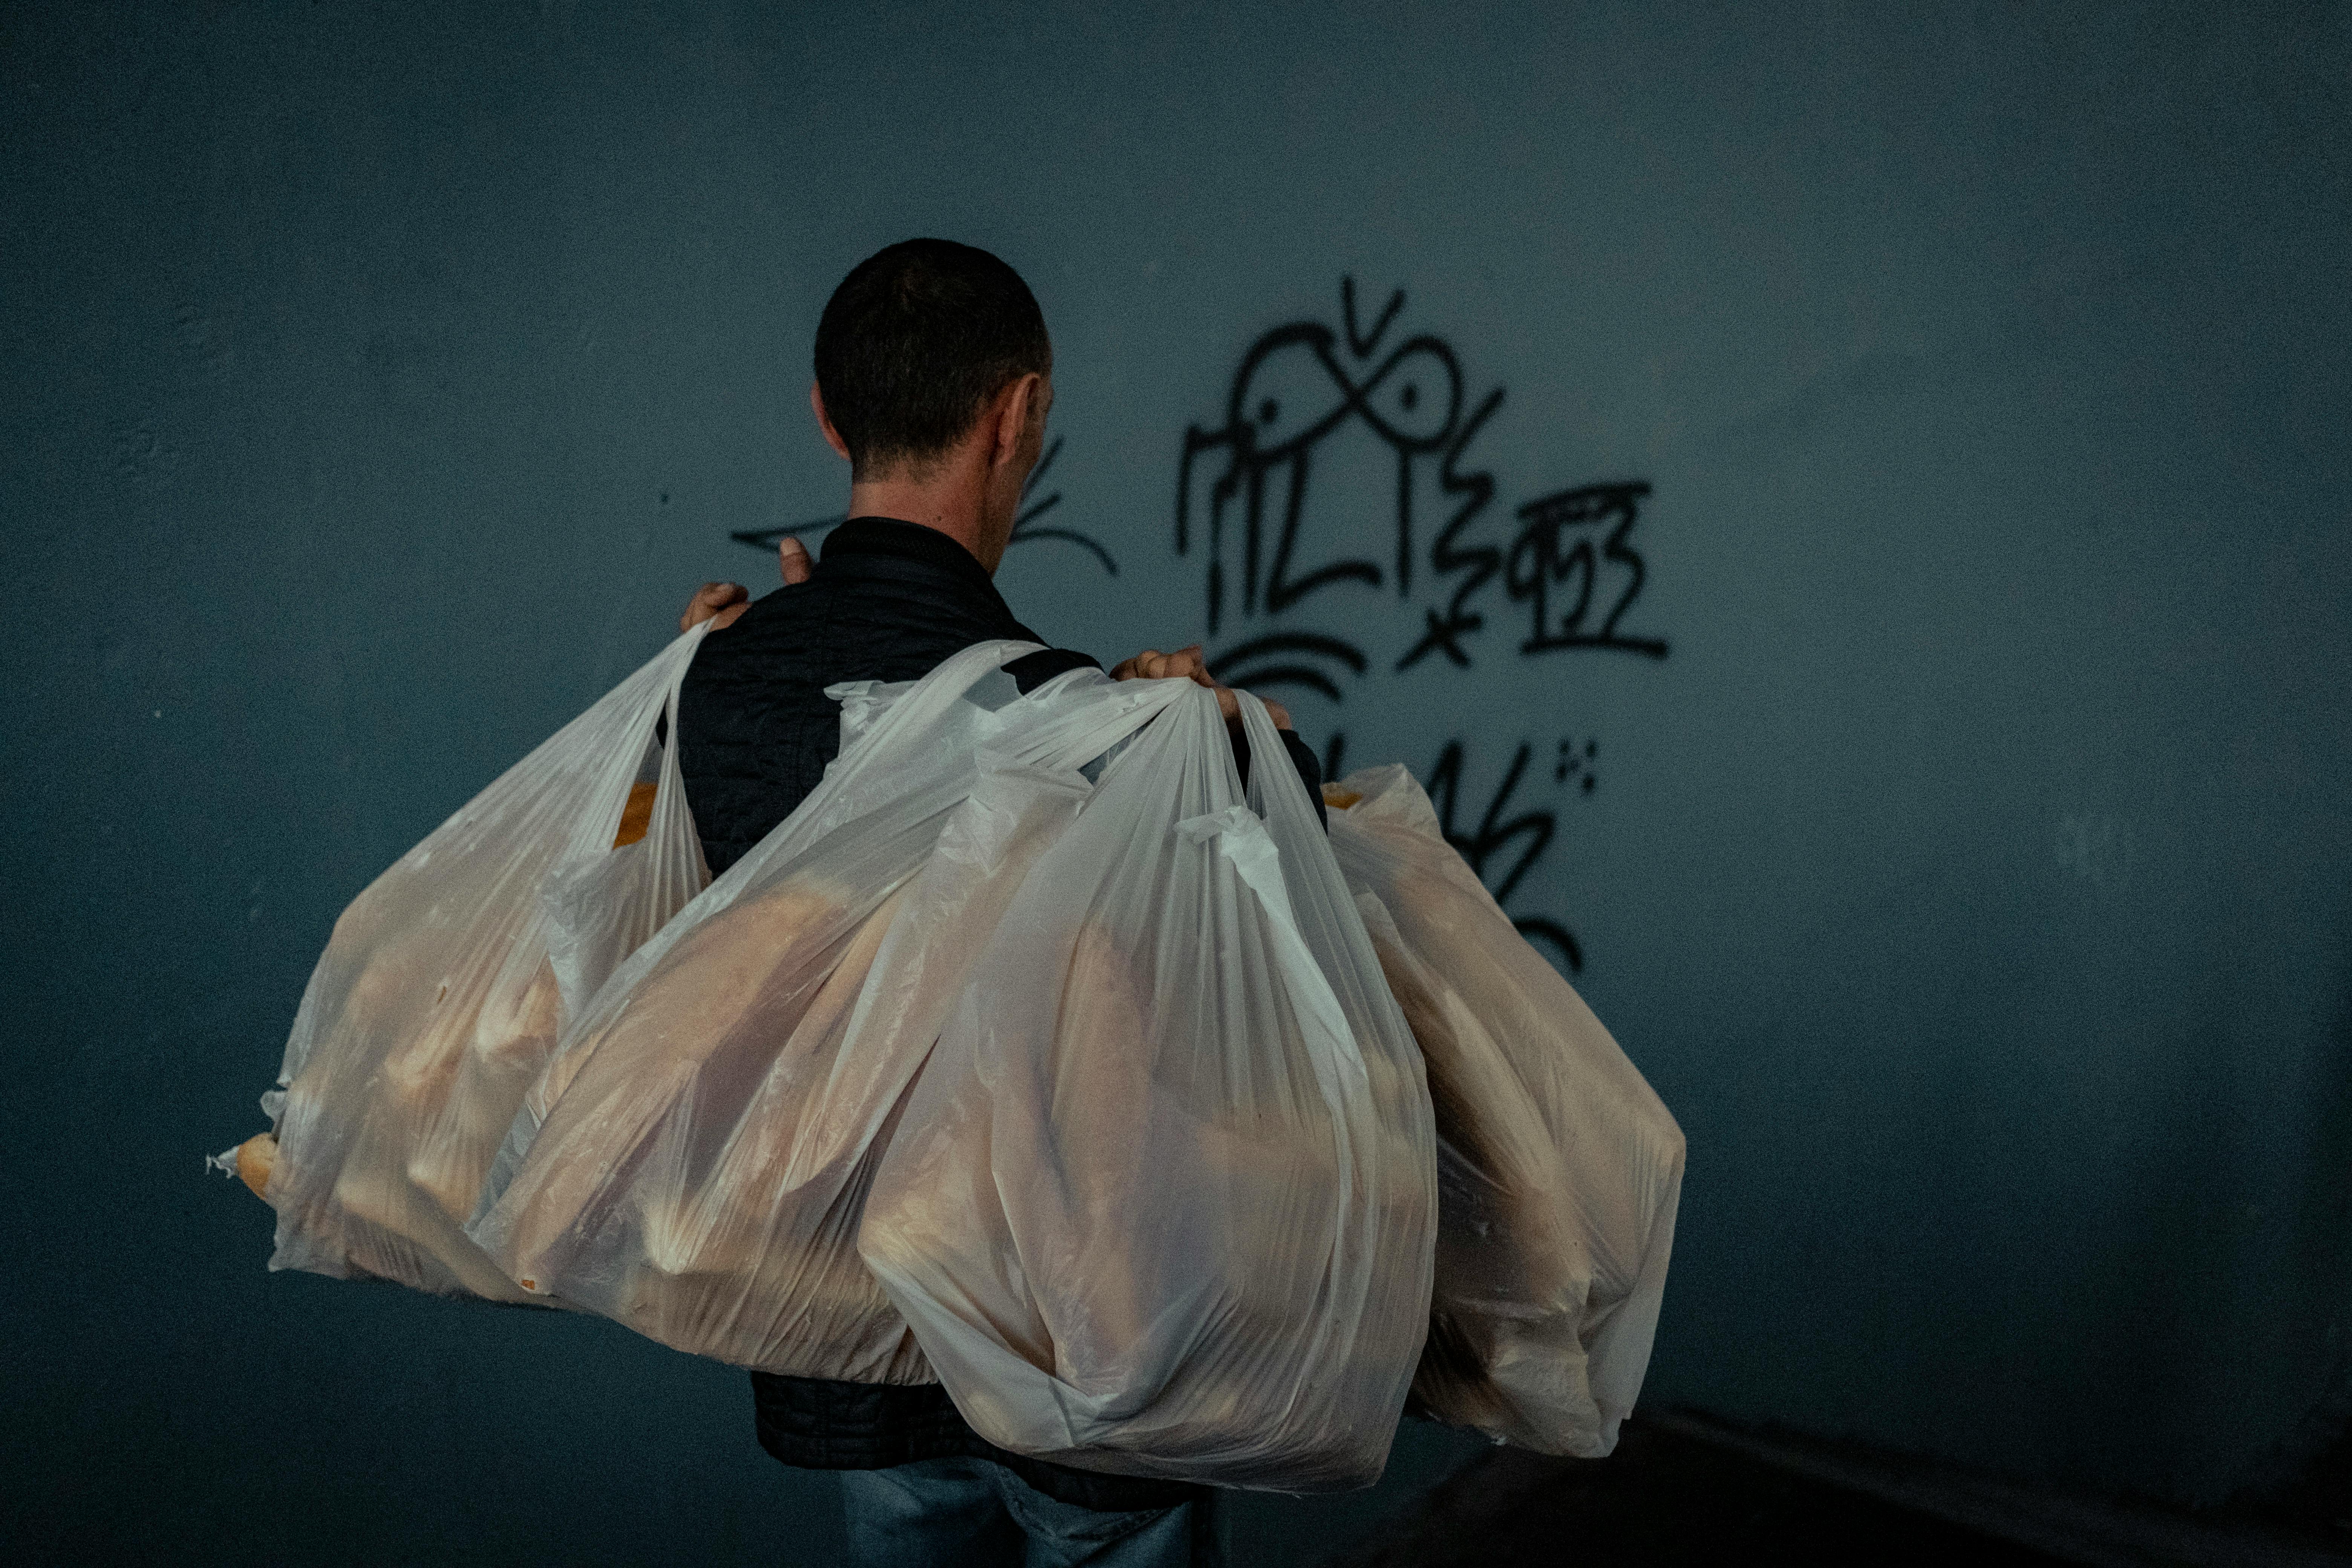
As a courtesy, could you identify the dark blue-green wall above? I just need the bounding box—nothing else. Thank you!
[6,2,2348,1559]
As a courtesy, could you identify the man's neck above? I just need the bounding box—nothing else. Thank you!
[845,469,998,574]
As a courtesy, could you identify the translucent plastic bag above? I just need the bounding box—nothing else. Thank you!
[860,692,1439,1492]
[1324,764,1684,1458]
[467,642,1194,1380]
[259,623,712,1300]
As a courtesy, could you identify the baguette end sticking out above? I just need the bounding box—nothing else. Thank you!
[235,1133,277,1199]
[613,780,658,847]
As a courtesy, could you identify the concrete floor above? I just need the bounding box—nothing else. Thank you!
[1320,1416,2352,1568]
[1331,1421,2072,1567]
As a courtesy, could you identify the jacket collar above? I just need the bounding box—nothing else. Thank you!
[822,517,1004,602]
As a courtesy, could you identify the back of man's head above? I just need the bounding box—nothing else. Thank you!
[814,239,1051,481]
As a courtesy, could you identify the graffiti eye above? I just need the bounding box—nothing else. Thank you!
[1258,398,1279,425]
[1400,383,1418,410]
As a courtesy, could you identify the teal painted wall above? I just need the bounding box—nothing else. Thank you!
[6,2,2347,1557]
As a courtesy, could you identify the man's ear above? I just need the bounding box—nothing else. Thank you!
[991,374,1041,470]
[810,381,851,462]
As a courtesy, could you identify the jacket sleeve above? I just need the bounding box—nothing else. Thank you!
[1281,728,1331,831]
[1231,724,1331,831]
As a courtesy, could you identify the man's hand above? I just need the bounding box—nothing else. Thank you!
[1109,644,1214,687]
[680,581,748,634]
[680,536,814,633]
[1111,643,1292,731]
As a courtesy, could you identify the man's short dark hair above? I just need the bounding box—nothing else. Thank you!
[813,239,1052,478]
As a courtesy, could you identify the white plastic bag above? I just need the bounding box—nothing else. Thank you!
[466,642,1193,1380]
[260,623,712,1300]
[859,691,1439,1492]
[1324,764,1684,1457]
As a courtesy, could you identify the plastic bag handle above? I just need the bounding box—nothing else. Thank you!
[641,619,712,888]
[561,619,714,862]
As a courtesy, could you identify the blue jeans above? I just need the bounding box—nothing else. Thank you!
[839,1456,1224,1568]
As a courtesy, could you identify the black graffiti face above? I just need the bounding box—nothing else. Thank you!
[1207,316,1468,618]
[1179,281,1476,684]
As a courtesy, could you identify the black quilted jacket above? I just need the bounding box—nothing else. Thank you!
[674,516,1323,1511]
[677,517,1100,874]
